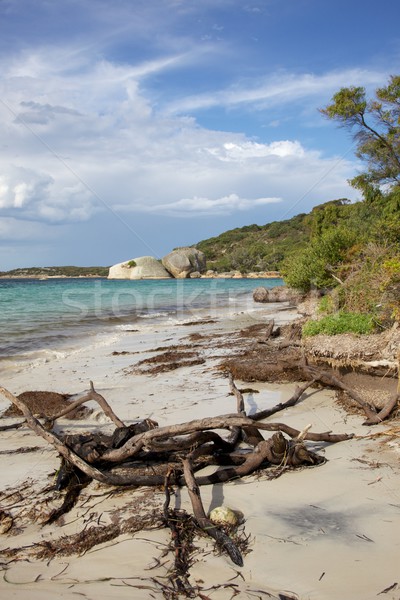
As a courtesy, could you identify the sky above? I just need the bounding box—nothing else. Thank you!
[0,0,399,269]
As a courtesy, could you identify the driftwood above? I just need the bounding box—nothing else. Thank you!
[256,319,276,345]
[42,380,125,428]
[2,322,398,586]
[0,376,353,568]
[182,457,243,566]
[187,432,325,488]
[0,383,352,478]
[229,371,245,414]
[228,371,264,445]
[249,379,317,422]
[303,365,400,425]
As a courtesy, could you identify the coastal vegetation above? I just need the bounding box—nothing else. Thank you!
[286,75,400,328]
[196,212,309,273]
[302,311,375,337]
[197,75,400,329]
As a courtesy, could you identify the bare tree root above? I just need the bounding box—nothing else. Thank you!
[303,365,400,425]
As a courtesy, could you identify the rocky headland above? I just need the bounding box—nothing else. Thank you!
[108,247,280,280]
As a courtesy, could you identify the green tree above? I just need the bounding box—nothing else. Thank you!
[320,75,400,198]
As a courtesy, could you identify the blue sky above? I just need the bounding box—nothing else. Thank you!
[0,0,399,269]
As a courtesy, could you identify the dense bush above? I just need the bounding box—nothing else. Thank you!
[335,244,400,324]
[281,227,357,291]
[302,312,375,336]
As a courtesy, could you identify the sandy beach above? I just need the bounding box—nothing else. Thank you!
[0,303,399,600]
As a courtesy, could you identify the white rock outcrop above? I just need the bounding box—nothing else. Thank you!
[108,256,172,280]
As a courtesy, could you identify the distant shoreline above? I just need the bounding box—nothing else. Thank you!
[0,274,108,280]
[0,273,281,280]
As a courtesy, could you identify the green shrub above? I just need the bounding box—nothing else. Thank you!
[318,294,336,314]
[127,260,137,268]
[302,311,375,336]
[282,227,357,291]
[336,244,400,324]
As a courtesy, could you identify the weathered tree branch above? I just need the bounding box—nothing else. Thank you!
[228,371,264,446]
[181,457,243,567]
[44,381,125,428]
[0,420,25,431]
[101,414,352,464]
[249,379,317,422]
[228,371,245,414]
[363,393,400,425]
[303,365,399,425]
[0,385,113,484]
[189,432,325,486]
[363,351,400,425]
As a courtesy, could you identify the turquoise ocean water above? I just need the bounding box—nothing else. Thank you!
[0,277,282,362]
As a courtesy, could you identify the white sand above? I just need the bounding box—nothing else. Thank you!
[0,305,399,600]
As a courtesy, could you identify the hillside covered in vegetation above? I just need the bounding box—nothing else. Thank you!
[196,211,310,273]
[195,199,369,275]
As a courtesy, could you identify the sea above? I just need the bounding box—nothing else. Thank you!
[0,277,283,368]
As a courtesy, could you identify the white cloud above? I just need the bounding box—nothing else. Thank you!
[0,166,95,223]
[165,68,387,115]
[0,168,53,211]
[206,140,305,161]
[131,193,281,216]
[0,49,361,232]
